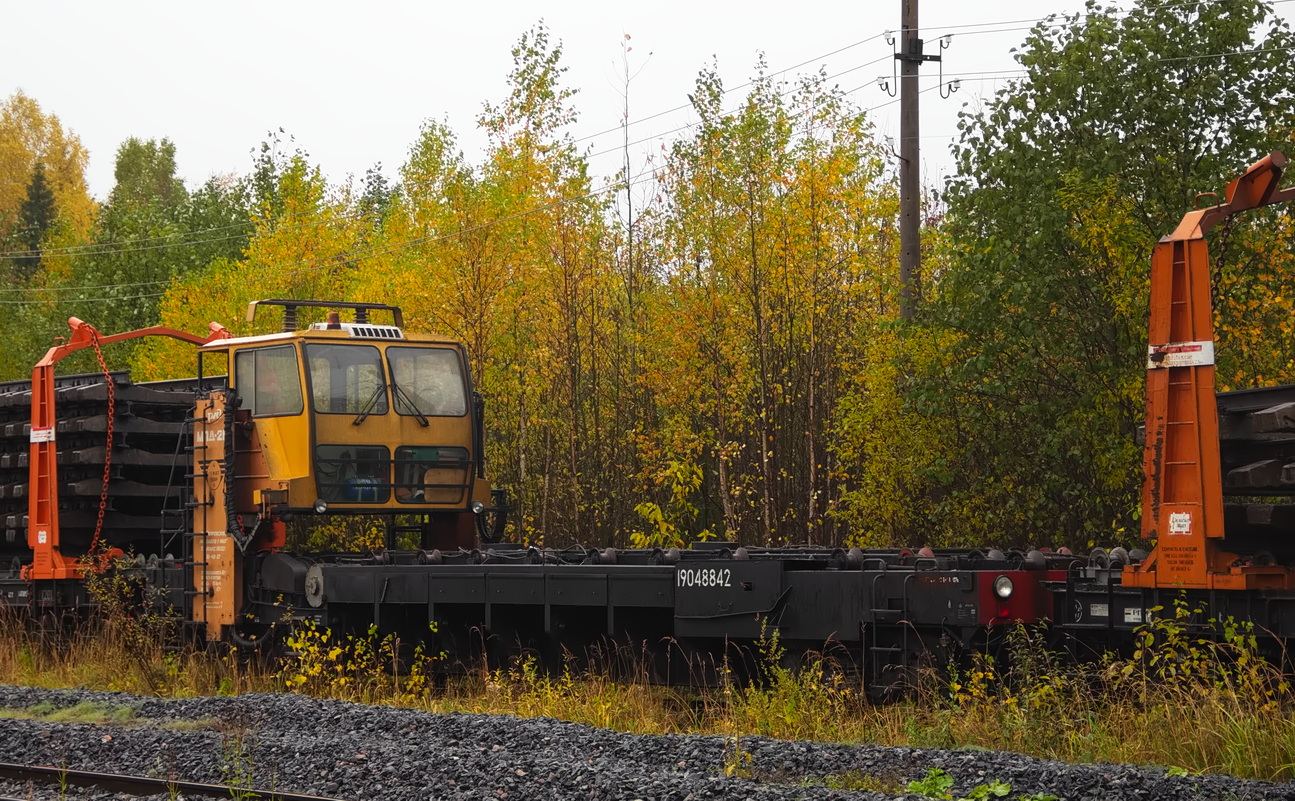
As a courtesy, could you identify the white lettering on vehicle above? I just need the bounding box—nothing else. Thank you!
[676,567,732,588]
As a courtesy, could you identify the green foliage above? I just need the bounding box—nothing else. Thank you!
[14,161,57,279]
[632,460,711,547]
[816,771,902,793]
[830,323,962,546]
[908,767,956,799]
[966,781,1012,800]
[0,90,94,247]
[72,138,251,335]
[908,0,1295,546]
[15,8,1290,555]
[4,699,136,726]
[279,619,443,700]
[907,769,1017,801]
[719,627,866,743]
[0,136,254,381]
[650,61,894,544]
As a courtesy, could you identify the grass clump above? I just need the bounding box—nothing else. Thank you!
[0,699,135,726]
[818,771,904,793]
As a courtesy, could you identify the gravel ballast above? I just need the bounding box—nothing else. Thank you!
[0,685,1288,800]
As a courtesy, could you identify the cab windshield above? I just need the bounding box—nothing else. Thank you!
[306,344,387,415]
[388,347,467,417]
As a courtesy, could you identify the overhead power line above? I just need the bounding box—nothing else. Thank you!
[0,207,369,260]
[571,32,889,146]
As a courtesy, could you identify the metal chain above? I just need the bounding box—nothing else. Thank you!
[89,332,115,556]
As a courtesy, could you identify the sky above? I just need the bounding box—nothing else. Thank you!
[4,0,1104,201]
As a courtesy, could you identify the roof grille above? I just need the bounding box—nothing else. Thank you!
[345,324,404,340]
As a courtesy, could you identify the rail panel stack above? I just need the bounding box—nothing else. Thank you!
[0,371,197,571]
[1216,384,1295,563]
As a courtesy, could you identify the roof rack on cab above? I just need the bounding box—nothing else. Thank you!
[246,299,405,332]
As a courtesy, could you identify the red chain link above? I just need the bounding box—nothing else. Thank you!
[89,332,115,556]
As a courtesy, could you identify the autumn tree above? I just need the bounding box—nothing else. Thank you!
[647,64,895,545]
[0,91,94,251]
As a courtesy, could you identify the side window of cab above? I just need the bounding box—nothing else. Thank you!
[234,345,304,417]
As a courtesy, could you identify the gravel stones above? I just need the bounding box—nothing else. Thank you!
[0,684,1288,800]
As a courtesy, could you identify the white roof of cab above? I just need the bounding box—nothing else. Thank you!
[201,329,463,349]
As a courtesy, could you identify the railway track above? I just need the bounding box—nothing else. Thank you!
[0,761,347,800]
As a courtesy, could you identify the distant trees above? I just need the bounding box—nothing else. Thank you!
[67,138,251,334]
[4,2,1294,549]
[648,64,895,544]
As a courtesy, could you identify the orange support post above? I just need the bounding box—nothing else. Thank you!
[23,318,231,581]
[1128,151,1295,590]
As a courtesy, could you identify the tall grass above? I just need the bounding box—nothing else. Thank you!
[3,601,1295,782]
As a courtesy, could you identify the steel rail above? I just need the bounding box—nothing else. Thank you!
[0,761,349,800]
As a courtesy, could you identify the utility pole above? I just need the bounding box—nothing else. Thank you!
[880,2,955,321]
[898,0,925,321]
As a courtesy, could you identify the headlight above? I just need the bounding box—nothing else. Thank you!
[312,498,329,514]
[994,575,1014,599]
[470,499,486,514]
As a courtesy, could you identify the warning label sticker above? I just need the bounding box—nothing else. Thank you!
[1147,340,1215,369]
[1168,512,1192,535]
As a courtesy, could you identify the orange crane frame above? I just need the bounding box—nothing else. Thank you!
[1129,151,1295,590]
[23,317,230,581]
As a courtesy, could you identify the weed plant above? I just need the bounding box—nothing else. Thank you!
[3,595,1295,782]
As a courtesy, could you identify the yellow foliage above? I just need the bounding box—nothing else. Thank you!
[0,90,95,245]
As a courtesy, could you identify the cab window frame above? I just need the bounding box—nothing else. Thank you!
[233,344,305,418]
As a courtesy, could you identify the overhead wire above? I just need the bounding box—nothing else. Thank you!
[0,36,892,266]
[0,207,368,261]
[571,32,889,145]
[582,54,895,164]
[0,292,168,307]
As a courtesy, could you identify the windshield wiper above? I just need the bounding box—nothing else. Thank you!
[352,382,387,426]
[390,380,430,427]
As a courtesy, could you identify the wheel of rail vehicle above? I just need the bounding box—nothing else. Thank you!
[475,488,510,544]
[227,611,281,657]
